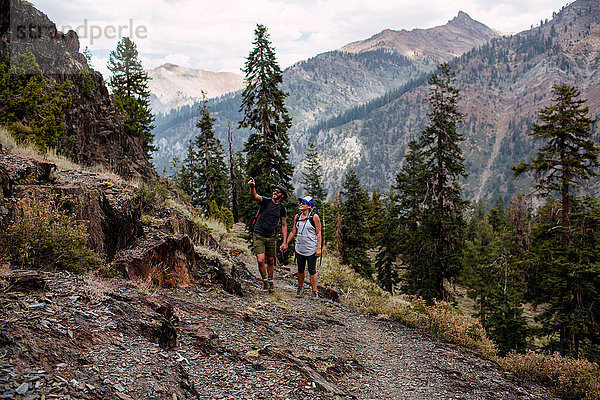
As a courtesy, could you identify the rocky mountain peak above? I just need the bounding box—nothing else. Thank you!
[339,12,500,62]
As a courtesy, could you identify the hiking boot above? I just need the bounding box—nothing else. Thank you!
[268,281,274,293]
[262,281,269,291]
[311,291,318,300]
[296,286,304,298]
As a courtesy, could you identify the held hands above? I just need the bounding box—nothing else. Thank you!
[280,242,288,252]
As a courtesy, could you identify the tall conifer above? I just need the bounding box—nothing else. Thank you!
[405,63,467,301]
[107,37,155,156]
[300,136,327,205]
[513,84,599,246]
[341,169,372,277]
[239,24,293,226]
[513,85,600,359]
[180,98,228,212]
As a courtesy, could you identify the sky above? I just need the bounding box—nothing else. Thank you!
[29,0,570,78]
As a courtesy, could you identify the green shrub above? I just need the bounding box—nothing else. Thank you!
[1,200,106,274]
[208,200,234,232]
[0,53,73,152]
[137,178,170,210]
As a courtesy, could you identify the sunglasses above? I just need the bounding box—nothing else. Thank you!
[299,200,308,205]
[273,189,282,194]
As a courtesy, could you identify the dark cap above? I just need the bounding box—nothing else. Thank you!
[271,183,288,199]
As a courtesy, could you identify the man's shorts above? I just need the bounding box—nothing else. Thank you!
[253,234,277,257]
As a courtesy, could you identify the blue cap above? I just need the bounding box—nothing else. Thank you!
[298,195,315,208]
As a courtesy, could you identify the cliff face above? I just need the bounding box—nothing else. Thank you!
[0,0,155,179]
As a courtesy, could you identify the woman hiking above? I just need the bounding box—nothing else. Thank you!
[282,195,322,299]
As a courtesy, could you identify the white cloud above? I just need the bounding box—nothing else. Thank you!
[29,0,569,75]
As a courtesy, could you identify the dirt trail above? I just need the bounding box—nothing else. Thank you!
[0,261,560,399]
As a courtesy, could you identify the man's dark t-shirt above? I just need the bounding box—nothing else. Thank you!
[254,197,287,237]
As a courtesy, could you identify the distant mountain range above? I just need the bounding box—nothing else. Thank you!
[151,0,600,204]
[147,63,244,114]
[151,12,499,178]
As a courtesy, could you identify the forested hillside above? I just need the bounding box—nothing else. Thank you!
[306,0,600,201]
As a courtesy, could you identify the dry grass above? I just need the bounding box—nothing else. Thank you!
[195,245,233,274]
[0,263,10,292]
[499,351,600,400]
[0,126,125,185]
[82,273,115,304]
[319,254,497,358]
[196,216,229,238]
[130,277,160,296]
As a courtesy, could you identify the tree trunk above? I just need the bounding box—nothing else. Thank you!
[228,122,239,223]
[561,181,570,246]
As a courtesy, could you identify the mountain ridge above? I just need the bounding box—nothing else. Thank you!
[302,0,600,202]
[340,11,499,61]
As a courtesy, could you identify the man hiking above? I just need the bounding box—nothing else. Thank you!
[282,195,322,300]
[249,177,287,292]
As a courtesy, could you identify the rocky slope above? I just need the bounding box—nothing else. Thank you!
[147,64,244,114]
[1,0,155,179]
[0,137,562,399]
[150,12,499,176]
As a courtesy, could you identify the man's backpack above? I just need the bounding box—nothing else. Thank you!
[251,198,270,226]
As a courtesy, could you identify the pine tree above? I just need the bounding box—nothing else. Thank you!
[366,188,385,248]
[393,139,428,276]
[239,24,293,226]
[107,37,155,156]
[512,85,600,359]
[513,84,598,246]
[460,203,528,356]
[405,63,468,301]
[179,98,228,212]
[300,136,327,205]
[341,169,372,277]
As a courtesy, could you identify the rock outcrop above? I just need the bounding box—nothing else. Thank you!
[0,151,242,293]
[0,0,156,179]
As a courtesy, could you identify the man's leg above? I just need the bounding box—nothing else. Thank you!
[256,253,269,290]
[266,256,275,291]
[257,253,267,278]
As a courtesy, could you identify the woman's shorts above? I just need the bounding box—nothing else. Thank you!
[253,234,277,257]
[296,252,317,275]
